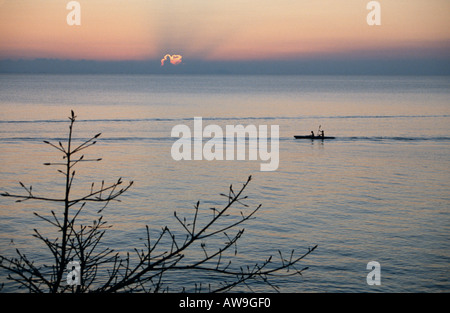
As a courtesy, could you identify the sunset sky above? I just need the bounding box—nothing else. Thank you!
[0,0,449,69]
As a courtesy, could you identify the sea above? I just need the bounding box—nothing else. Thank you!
[0,74,449,292]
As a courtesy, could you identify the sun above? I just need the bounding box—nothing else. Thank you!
[161,54,183,66]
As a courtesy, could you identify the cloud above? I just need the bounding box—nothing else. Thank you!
[161,54,183,66]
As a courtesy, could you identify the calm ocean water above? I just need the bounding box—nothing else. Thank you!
[0,74,449,292]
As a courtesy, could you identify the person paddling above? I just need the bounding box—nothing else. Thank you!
[317,125,324,138]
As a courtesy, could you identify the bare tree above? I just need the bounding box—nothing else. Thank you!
[0,111,316,293]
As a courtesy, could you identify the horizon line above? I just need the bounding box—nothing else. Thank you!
[1,57,449,76]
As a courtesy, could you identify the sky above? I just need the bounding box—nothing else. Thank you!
[0,0,449,74]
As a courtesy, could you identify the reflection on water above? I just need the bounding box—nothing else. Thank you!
[0,75,449,292]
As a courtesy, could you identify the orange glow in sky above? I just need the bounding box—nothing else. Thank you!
[0,0,449,61]
[161,54,183,66]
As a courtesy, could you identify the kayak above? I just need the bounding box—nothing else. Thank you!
[294,135,335,140]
